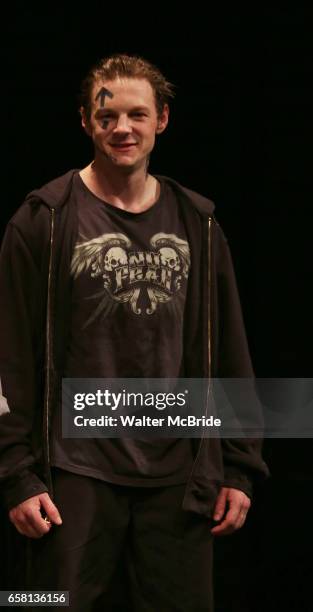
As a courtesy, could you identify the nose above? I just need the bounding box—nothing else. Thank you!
[113,114,132,134]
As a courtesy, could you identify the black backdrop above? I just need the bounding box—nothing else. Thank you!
[1,5,313,611]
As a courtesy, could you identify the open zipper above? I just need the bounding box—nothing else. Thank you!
[42,207,56,495]
[182,216,212,505]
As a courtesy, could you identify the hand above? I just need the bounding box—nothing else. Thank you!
[9,493,62,539]
[211,487,251,536]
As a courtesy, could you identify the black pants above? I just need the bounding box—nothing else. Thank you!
[29,469,213,612]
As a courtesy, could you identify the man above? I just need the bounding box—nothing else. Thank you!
[0,54,268,611]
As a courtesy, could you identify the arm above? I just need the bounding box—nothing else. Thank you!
[211,223,269,531]
[0,218,61,535]
[0,222,47,504]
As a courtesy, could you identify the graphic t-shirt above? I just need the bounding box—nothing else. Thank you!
[51,173,194,485]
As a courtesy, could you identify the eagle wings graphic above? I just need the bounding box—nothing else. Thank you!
[71,232,190,325]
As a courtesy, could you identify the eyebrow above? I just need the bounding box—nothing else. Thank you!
[94,105,150,115]
[129,106,150,112]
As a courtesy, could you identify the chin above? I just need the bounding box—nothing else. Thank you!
[99,148,148,172]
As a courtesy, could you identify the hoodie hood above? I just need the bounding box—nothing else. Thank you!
[25,170,81,210]
[155,175,215,217]
[25,169,215,216]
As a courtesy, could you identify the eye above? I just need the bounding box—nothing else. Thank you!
[131,112,146,118]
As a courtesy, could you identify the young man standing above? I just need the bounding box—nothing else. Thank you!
[0,54,268,611]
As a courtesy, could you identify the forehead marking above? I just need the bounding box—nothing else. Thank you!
[95,87,114,108]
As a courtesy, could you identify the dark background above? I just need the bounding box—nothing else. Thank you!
[1,5,313,611]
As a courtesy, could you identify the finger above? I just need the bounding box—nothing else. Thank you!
[9,504,50,538]
[211,507,248,536]
[25,507,53,536]
[211,519,236,536]
[233,498,250,529]
[39,494,62,525]
[213,489,228,521]
[12,517,48,539]
[235,510,248,530]
[224,493,249,526]
[211,506,240,536]
[211,516,234,536]
[16,507,52,537]
[23,523,47,538]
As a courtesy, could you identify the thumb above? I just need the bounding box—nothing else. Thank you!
[213,488,228,520]
[39,493,62,525]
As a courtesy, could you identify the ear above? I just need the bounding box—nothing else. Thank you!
[80,106,92,137]
[156,104,169,134]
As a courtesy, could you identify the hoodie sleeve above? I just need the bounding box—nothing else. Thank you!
[0,221,48,510]
[214,223,270,497]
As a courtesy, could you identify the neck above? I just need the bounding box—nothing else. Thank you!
[80,154,158,213]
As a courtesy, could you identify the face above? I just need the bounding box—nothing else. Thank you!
[81,77,169,172]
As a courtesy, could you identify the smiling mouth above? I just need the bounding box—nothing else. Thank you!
[110,143,137,150]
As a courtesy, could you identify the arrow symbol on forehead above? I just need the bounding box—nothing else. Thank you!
[95,87,114,107]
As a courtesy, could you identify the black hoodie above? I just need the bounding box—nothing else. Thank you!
[0,170,269,515]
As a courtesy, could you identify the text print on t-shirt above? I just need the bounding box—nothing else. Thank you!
[71,232,190,325]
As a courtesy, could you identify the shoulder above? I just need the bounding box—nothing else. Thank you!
[24,168,80,209]
[155,174,215,216]
[9,168,80,226]
[5,168,79,251]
